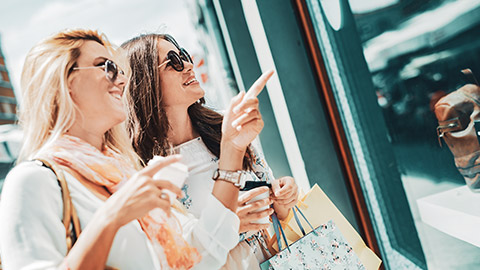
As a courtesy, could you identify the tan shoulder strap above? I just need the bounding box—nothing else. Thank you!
[35,158,81,252]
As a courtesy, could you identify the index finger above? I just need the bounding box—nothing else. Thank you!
[153,179,183,197]
[140,155,182,177]
[245,70,274,99]
[239,186,270,205]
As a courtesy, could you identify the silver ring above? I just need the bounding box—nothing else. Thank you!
[160,192,169,200]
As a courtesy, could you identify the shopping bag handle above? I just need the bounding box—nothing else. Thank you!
[292,206,318,236]
[271,213,291,253]
[271,206,317,252]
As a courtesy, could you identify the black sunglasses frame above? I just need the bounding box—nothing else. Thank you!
[159,48,193,72]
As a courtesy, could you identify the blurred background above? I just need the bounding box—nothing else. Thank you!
[1,0,480,269]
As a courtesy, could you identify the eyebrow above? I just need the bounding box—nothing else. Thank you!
[93,56,109,64]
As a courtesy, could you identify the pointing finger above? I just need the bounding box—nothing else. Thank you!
[245,70,274,99]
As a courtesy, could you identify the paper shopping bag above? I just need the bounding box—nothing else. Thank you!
[260,211,365,270]
[277,184,381,270]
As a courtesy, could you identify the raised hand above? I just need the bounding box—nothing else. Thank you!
[105,155,183,228]
[215,70,274,212]
[222,70,274,151]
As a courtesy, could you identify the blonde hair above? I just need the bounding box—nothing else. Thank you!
[17,29,140,167]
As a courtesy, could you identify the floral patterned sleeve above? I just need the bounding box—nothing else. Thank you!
[249,139,276,183]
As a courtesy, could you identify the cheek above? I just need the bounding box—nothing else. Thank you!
[69,86,86,108]
[160,89,177,106]
[69,75,97,103]
[70,81,108,115]
[71,88,98,110]
[159,76,180,104]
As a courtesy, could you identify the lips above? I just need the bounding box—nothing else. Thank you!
[183,76,198,86]
[109,90,122,101]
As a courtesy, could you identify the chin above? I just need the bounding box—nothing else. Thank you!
[189,83,204,93]
[185,86,204,103]
[194,93,205,104]
[195,86,205,98]
[112,110,127,124]
[197,90,205,100]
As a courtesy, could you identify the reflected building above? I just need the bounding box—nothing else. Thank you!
[0,34,17,125]
[353,0,446,42]
[0,34,21,191]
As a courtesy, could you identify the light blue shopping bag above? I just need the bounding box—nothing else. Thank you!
[260,206,365,270]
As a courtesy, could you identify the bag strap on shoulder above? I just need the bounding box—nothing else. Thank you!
[35,157,81,252]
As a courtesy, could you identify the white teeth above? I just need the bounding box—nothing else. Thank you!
[184,78,197,86]
[111,93,121,100]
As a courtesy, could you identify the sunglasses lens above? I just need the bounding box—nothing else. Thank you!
[105,60,118,82]
[167,51,184,72]
[180,49,193,64]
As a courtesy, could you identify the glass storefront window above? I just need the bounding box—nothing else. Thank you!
[306,0,480,269]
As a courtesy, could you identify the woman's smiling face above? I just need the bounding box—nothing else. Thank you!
[68,40,127,132]
[156,38,205,109]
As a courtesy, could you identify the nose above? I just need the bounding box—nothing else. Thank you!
[183,60,194,72]
[115,72,127,87]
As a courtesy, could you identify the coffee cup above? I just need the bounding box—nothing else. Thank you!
[151,156,189,204]
[246,188,271,224]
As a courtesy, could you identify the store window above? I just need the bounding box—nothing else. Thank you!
[305,0,480,269]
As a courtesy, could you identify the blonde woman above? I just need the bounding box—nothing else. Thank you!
[0,29,252,270]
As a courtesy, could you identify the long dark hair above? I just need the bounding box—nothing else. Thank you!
[121,33,253,169]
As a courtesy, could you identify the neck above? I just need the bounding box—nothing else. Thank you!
[66,124,105,151]
[165,105,198,146]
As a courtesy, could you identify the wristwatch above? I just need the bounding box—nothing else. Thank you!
[212,169,247,189]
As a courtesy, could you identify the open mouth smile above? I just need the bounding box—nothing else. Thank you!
[183,77,198,86]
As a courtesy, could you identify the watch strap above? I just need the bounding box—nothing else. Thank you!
[212,168,246,188]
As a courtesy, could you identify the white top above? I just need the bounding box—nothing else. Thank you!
[174,137,275,269]
[0,161,240,270]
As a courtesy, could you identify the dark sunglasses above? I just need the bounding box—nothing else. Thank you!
[158,48,193,72]
[72,59,124,83]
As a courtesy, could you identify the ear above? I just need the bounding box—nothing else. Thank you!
[67,71,76,93]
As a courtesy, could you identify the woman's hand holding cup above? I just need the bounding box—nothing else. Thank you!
[105,155,183,229]
[237,186,274,234]
[149,155,188,204]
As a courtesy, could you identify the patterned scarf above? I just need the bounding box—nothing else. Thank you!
[40,134,201,269]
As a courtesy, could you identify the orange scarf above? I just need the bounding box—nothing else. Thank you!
[41,134,201,269]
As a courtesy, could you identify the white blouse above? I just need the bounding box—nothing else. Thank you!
[174,137,275,270]
[0,161,240,270]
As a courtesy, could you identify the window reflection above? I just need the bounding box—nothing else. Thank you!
[348,0,480,268]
